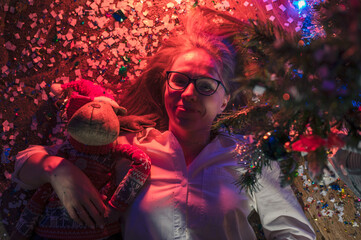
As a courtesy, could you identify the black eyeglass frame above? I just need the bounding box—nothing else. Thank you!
[166,71,228,96]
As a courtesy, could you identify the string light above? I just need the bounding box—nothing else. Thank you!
[293,0,307,10]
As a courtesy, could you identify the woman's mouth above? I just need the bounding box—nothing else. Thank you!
[176,105,198,113]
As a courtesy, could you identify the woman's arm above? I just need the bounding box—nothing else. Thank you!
[253,162,316,240]
[17,152,63,188]
[15,147,106,229]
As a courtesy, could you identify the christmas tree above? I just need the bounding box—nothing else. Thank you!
[213,0,361,192]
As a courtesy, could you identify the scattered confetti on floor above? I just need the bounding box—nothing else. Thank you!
[0,0,360,239]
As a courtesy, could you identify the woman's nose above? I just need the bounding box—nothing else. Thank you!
[181,82,198,100]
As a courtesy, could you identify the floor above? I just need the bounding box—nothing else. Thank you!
[0,0,360,239]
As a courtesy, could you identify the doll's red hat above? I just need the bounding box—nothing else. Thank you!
[61,79,115,119]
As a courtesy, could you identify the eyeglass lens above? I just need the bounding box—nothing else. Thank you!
[168,72,219,95]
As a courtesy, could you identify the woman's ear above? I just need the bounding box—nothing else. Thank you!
[220,94,230,113]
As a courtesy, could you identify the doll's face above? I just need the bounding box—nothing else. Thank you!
[67,101,120,145]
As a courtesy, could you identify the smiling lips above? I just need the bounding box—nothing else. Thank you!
[176,105,200,113]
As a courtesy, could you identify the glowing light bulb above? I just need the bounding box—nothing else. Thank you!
[293,0,307,10]
[298,0,307,9]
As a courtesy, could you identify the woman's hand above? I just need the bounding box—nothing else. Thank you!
[48,158,106,229]
[18,152,106,227]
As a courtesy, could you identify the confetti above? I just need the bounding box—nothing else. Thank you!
[167,3,175,8]
[112,10,127,22]
[1,148,11,163]
[16,21,24,29]
[5,41,16,51]
[2,65,9,74]
[68,17,77,26]
[3,3,9,12]
[0,2,359,238]
[265,4,273,11]
[279,4,286,12]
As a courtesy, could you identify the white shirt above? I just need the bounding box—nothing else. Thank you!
[14,128,315,240]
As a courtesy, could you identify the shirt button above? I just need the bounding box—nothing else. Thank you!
[181,179,187,187]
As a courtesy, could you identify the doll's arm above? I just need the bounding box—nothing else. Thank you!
[108,144,151,211]
[118,113,157,132]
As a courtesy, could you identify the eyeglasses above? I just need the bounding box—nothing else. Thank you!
[166,71,227,96]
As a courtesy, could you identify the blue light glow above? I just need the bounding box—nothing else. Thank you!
[293,0,307,10]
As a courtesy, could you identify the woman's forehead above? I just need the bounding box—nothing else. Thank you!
[171,49,220,77]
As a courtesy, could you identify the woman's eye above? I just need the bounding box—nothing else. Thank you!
[172,77,188,86]
[197,80,216,92]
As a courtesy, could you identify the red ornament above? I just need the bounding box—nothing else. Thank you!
[326,133,345,148]
[292,134,326,152]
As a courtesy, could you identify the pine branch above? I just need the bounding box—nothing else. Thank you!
[213,105,277,135]
[215,0,361,191]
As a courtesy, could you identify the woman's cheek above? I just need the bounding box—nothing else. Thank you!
[164,90,175,116]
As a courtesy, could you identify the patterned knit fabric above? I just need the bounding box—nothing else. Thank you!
[12,140,151,240]
[109,144,151,211]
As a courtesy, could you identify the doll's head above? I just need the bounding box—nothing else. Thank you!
[51,79,126,146]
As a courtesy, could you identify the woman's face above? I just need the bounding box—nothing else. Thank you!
[164,48,230,135]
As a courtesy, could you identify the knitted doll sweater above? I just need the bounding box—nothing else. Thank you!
[13,139,151,240]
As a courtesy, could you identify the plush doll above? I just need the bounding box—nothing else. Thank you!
[11,80,152,240]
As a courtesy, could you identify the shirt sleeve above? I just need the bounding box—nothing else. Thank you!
[253,162,316,240]
[330,149,361,198]
[12,144,61,189]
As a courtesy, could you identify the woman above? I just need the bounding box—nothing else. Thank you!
[13,7,316,239]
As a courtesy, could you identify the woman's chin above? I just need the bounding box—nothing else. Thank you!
[171,116,197,130]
